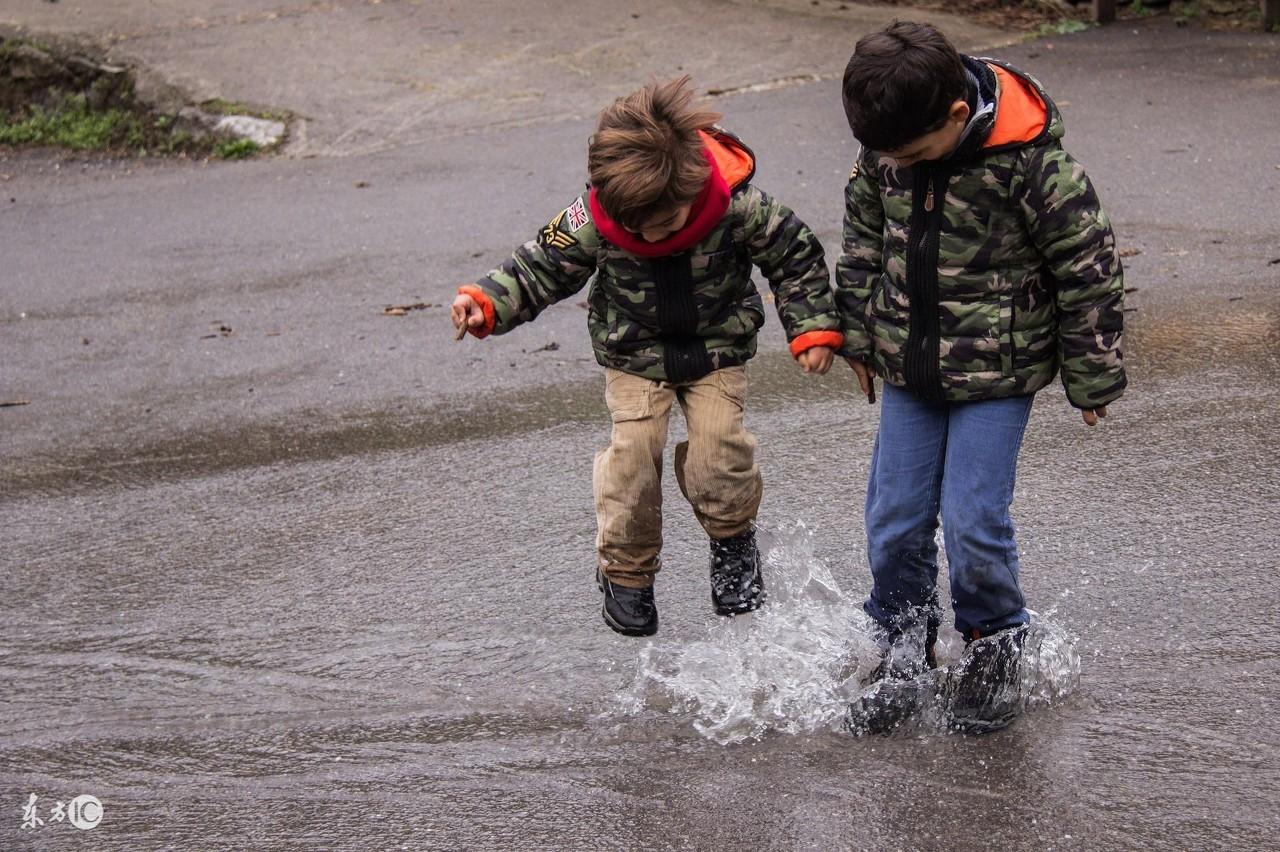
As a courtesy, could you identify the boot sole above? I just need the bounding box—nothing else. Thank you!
[948,710,1019,735]
[713,596,764,617]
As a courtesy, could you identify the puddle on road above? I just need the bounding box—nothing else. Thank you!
[617,523,1082,744]
[6,297,1277,499]
[0,347,856,498]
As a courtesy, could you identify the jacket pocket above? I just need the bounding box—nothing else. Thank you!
[999,294,1015,377]
[864,274,887,323]
[604,368,651,422]
[713,365,748,413]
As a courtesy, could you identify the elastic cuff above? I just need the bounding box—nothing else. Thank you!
[457,284,496,338]
[788,329,844,358]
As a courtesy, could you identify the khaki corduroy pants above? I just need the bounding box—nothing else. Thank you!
[593,366,763,589]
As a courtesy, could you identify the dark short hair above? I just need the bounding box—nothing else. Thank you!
[588,76,722,231]
[841,21,967,152]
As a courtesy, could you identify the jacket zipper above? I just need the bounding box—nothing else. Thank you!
[904,166,944,401]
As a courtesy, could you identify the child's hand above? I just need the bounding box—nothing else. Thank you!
[798,346,834,375]
[1081,405,1108,426]
[451,292,485,340]
[844,357,876,404]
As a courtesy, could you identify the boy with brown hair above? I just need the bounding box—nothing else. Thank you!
[452,77,844,637]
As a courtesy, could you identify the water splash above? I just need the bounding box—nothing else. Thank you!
[620,523,1081,743]
[620,522,877,744]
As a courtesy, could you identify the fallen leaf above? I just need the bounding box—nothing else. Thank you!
[354,181,370,188]
[0,400,31,407]
[1118,247,1142,258]
[202,323,233,338]
[531,341,560,353]
[382,302,437,315]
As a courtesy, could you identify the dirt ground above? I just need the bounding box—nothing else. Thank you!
[851,0,1270,31]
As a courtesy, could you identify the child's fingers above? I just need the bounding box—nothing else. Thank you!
[1082,408,1098,426]
[853,364,873,400]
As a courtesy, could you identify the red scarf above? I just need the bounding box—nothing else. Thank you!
[587,147,730,258]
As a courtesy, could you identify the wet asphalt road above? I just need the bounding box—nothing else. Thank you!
[3,17,1280,851]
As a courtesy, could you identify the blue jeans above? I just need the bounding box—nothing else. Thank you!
[864,383,1034,641]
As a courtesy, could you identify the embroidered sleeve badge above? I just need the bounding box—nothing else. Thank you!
[539,210,578,251]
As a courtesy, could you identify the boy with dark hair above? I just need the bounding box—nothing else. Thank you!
[452,77,844,637]
[836,22,1125,732]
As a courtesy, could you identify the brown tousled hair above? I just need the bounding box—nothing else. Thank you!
[588,76,721,231]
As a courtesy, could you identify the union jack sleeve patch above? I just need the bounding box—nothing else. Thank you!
[565,197,589,231]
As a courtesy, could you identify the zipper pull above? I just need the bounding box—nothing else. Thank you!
[924,177,935,212]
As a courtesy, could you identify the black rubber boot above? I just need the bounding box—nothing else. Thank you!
[844,630,938,736]
[945,623,1029,734]
[708,530,764,616]
[597,569,658,637]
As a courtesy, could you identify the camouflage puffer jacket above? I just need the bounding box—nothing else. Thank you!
[462,129,843,383]
[836,57,1126,410]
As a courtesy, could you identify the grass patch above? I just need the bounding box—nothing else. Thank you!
[1037,18,1093,35]
[214,138,260,160]
[0,96,143,149]
[201,98,289,123]
[1174,1,1203,24]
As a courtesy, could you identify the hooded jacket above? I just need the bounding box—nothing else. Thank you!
[836,57,1126,409]
[461,128,842,383]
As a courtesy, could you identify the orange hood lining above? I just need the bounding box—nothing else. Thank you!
[984,63,1049,150]
[698,129,755,189]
